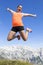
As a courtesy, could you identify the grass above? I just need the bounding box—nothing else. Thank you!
[0,59,33,65]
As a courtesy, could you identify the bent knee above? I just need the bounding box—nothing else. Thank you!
[7,38,11,41]
[24,39,27,41]
[7,37,12,41]
[23,38,27,41]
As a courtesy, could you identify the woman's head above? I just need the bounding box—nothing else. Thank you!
[17,5,22,12]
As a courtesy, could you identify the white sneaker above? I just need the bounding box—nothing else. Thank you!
[26,28,32,33]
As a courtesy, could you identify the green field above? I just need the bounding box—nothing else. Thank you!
[0,60,33,65]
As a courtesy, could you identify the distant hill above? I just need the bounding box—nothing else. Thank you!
[0,60,32,65]
[0,46,43,65]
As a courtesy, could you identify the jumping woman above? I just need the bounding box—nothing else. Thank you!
[7,5,36,41]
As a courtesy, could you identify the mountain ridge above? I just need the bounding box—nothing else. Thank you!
[0,45,43,65]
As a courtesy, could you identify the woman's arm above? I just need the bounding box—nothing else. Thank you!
[22,13,36,17]
[7,8,15,14]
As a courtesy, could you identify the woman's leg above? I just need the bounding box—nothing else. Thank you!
[7,31,20,41]
[7,31,16,41]
[19,28,32,41]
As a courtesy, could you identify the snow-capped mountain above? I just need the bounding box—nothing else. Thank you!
[0,46,43,64]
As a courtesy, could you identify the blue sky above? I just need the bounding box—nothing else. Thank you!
[0,0,43,49]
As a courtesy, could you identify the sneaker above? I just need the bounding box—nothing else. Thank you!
[17,35,21,40]
[26,28,32,33]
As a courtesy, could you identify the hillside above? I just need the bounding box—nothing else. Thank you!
[0,60,32,65]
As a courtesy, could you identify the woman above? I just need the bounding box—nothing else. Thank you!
[7,5,36,41]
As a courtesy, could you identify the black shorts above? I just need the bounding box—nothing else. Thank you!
[11,26,24,32]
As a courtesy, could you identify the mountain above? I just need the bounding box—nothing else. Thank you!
[0,46,43,65]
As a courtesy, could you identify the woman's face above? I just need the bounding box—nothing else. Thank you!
[17,6,22,12]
